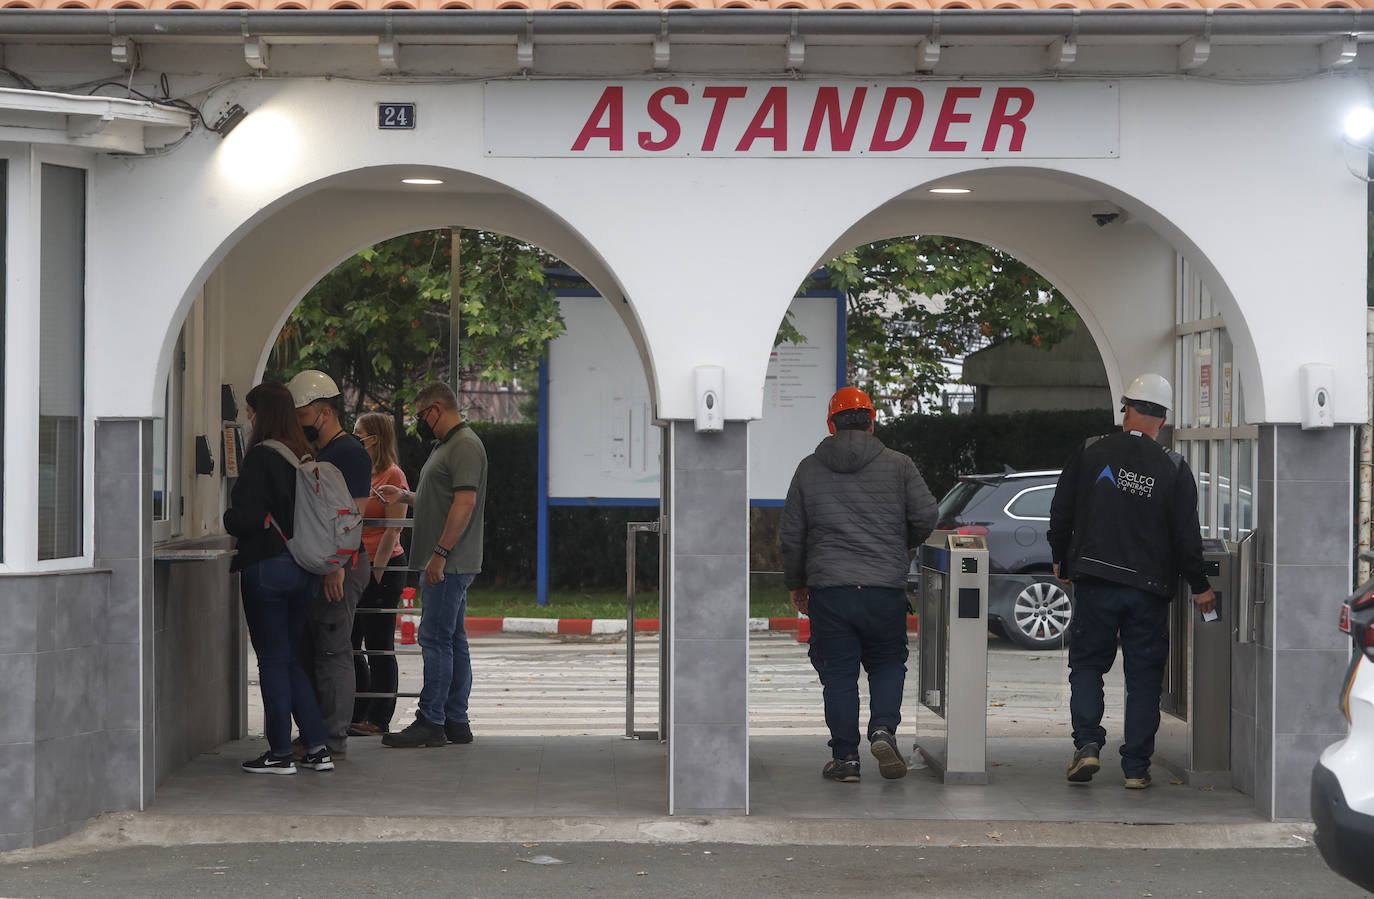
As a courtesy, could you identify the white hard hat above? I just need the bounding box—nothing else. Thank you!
[1121,373,1172,412]
[286,370,341,408]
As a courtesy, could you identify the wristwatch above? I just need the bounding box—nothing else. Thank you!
[432,544,452,559]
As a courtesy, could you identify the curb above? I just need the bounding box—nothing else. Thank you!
[463,616,920,637]
[5,812,1318,858]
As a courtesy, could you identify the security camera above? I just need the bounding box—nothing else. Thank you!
[1090,204,1124,227]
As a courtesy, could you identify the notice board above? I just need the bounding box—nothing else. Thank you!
[546,291,842,503]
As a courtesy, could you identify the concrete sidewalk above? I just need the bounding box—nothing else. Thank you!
[3,632,1287,868]
[0,841,1358,898]
[7,733,1277,858]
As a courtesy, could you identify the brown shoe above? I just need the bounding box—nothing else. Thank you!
[348,721,383,737]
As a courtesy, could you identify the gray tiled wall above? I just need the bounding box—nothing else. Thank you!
[3,417,248,850]
[0,570,111,851]
[668,421,749,815]
[0,419,156,850]
[94,418,155,812]
[1254,424,1354,820]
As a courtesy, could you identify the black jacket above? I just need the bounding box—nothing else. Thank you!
[1048,430,1211,599]
[223,444,298,572]
[780,430,938,590]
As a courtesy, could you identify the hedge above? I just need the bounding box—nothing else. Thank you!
[442,410,1114,590]
[876,408,1114,499]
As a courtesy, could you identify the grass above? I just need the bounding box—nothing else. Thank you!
[461,586,796,620]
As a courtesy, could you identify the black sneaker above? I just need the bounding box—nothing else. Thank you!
[382,712,447,748]
[868,728,908,780]
[445,721,474,744]
[292,737,345,760]
[1067,744,1102,783]
[299,747,334,772]
[1124,771,1152,790]
[822,757,861,783]
[242,751,296,775]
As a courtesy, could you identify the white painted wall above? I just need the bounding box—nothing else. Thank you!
[77,72,1364,432]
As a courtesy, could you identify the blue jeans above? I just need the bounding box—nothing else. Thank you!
[240,552,328,756]
[807,586,909,759]
[1067,580,1170,777]
[417,572,476,727]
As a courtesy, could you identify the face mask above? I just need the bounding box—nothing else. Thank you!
[302,410,323,444]
[416,409,436,443]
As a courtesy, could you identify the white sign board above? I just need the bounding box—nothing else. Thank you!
[547,293,839,502]
[485,81,1118,158]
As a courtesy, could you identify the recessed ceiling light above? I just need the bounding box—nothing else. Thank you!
[402,178,444,185]
[929,187,972,194]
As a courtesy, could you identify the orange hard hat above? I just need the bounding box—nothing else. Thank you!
[827,387,876,434]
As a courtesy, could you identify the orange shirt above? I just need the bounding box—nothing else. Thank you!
[362,464,409,560]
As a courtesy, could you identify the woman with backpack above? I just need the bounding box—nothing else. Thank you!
[347,411,411,737]
[223,382,334,775]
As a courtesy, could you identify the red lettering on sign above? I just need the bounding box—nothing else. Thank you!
[869,88,924,152]
[981,87,1035,152]
[803,86,868,152]
[639,86,687,152]
[701,86,748,152]
[930,87,981,152]
[736,86,789,152]
[571,86,624,152]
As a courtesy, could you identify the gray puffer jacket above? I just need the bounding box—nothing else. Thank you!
[780,430,938,590]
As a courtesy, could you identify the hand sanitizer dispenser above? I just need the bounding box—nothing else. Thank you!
[1299,363,1334,430]
[694,365,724,433]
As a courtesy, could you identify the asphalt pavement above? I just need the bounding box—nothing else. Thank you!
[0,841,1362,898]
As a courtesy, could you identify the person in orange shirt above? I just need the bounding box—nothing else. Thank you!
[347,412,411,737]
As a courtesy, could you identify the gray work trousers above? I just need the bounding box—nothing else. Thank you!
[306,555,371,752]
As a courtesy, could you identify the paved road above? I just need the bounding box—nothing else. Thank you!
[269,631,1121,739]
[0,842,1360,898]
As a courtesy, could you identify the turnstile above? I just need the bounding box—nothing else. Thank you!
[914,531,989,784]
[1157,534,1250,787]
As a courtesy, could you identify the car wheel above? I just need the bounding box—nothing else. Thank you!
[1006,579,1073,650]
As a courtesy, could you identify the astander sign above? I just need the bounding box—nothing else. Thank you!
[484,81,1118,158]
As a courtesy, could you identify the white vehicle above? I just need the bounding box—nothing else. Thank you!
[1312,555,1374,893]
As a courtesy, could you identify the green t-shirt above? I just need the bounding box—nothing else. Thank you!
[411,422,488,574]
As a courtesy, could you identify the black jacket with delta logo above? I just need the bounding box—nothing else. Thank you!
[1047,430,1211,599]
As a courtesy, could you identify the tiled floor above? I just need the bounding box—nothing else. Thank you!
[150,734,1263,824]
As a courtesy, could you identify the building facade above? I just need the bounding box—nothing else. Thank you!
[0,6,1368,847]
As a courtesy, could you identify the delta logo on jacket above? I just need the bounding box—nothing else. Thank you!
[1095,465,1155,499]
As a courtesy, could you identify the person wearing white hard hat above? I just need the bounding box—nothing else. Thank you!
[285,369,374,761]
[1047,373,1216,791]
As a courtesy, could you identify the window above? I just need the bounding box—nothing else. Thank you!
[152,333,184,542]
[1173,257,1258,542]
[1005,485,1054,520]
[38,164,85,560]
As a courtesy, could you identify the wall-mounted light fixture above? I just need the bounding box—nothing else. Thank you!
[1340,106,1374,182]
[210,103,248,138]
[1344,107,1374,143]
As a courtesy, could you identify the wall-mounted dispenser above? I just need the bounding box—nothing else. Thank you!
[694,365,724,433]
[1299,363,1334,430]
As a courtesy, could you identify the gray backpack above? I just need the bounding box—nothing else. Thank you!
[261,440,364,575]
